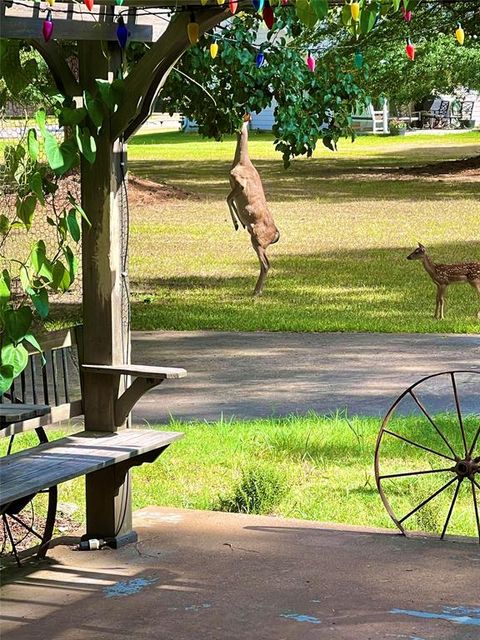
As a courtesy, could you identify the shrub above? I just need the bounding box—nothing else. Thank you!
[216,464,288,515]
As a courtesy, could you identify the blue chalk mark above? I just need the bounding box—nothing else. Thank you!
[443,606,480,616]
[104,577,158,598]
[280,612,322,625]
[390,607,480,627]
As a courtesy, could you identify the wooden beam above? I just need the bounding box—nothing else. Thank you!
[2,15,155,42]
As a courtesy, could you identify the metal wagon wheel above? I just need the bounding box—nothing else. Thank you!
[1,427,57,566]
[375,370,479,542]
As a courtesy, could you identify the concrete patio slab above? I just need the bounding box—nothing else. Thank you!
[131,331,479,423]
[1,507,478,640]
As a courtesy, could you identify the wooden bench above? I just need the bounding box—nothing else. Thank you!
[0,326,186,565]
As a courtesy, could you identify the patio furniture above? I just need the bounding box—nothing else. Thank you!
[421,100,451,128]
[0,327,186,565]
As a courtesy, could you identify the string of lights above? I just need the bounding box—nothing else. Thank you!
[2,0,474,68]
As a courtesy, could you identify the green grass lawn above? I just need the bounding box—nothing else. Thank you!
[127,130,480,334]
[20,412,478,540]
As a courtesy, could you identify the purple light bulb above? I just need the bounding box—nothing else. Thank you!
[42,10,54,42]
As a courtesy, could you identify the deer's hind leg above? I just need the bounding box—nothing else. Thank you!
[469,279,480,319]
[251,238,270,297]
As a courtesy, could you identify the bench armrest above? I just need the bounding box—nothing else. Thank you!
[82,364,187,379]
[82,363,187,426]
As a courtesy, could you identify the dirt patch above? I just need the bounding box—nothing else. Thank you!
[396,155,480,181]
[128,174,197,207]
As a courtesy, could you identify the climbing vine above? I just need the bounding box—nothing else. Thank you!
[0,39,124,393]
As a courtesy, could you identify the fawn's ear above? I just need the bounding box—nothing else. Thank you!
[418,242,425,249]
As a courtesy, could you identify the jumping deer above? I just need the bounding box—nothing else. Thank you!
[407,243,480,319]
[227,114,280,296]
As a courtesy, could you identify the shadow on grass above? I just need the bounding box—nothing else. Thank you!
[48,242,479,333]
[129,241,480,332]
[129,153,480,203]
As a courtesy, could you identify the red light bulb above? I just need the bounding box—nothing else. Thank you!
[405,38,415,61]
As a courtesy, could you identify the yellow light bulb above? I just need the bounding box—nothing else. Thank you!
[350,1,360,22]
[210,42,219,59]
[200,0,208,5]
[455,25,465,45]
[217,0,225,4]
[46,0,55,5]
[187,21,199,45]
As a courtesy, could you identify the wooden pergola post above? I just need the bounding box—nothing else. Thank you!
[1,0,230,545]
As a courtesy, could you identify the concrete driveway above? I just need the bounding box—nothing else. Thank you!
[1,507,479,640]
[132,331,479,424]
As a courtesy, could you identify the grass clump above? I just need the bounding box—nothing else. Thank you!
[217,464,288,515]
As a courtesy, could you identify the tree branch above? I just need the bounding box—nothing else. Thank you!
[112,8,229,140]
[30,39,80,98]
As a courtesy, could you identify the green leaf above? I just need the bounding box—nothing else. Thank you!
[95,79,117,111]
[0,364,14,395]
[64,245,78,281]
[84,90,105,130]
[341,4,352,26]
[23,332,43,356]
[44,132,64,172]
[51,262,71,292]
[28,287,49,319]
[296,0,318,28]
[66,209,81,242]
[20,265,31,292]
[0,271,11,308]
[30,240,47,273]
[29,171,45,205]
[60,106,87,127]
[67,193,91,226]
[391,0,401,9]
[75,125,97,164]
[110,79,125,112]
[16,194,37,229]
[44,132,77,175]
[4,306,33,343]
[0,214,10,235]
[35,109,47,135]
[1,342,29,378]
[360,8,377,34]
[311,0,328,19]
[27,128,40,162]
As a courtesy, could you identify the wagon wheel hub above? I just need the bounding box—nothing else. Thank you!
[454,458,478,480]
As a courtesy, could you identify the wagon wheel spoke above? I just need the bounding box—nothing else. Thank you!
[2,429,57,564]
[8,513,44,541]
[383,429,456,462]
[3,515,21,567]
[378,467,455,480]
[399,477,457,525]
[409,390,458,459]
[468,425,480,458]
[440,479,462,540]
[471,481,480,544]
[451,372,468,457]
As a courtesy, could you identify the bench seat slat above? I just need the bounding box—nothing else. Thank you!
[82,364,187,379]
[0,429,183,506]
